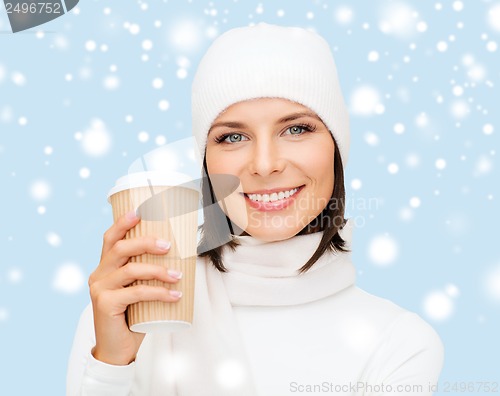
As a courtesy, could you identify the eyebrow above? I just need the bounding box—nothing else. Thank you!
[208,111,323,135]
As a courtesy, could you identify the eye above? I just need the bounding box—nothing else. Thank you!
[227,133,243,142]
[284,123,317,136]
[288,126,305,135]
[214,133,247,144]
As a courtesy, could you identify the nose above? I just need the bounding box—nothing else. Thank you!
[247,138,286,177]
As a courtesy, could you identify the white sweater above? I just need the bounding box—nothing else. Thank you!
[67,224,444,395]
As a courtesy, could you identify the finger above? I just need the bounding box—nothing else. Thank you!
[101,236,171,271]
[102,211,141,255]
[91,284,182,319]
[105,262,182,289]
[112,284,183,309]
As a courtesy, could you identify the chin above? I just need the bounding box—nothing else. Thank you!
[244,226,299,242]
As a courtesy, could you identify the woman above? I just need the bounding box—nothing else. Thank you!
[67,23,444,395]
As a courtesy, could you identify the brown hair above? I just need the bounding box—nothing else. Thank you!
[197,135,349,273]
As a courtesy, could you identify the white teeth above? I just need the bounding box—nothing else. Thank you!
[247,187,299,202]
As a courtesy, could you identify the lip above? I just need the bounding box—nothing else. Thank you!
[241,185,305,212]
[243,185,304,195]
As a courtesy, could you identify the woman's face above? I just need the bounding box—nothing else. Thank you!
[205,98,335,242]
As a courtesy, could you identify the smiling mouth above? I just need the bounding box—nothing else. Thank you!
[242,185,305,203]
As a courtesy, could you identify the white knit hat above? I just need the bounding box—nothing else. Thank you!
[192,22,350,166]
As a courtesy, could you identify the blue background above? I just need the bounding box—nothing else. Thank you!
[1,0,499,394]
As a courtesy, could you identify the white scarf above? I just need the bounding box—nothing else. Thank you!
[147,220,356,395]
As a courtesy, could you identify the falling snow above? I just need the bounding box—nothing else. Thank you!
[84,40,97,52]
[80,119,112,156]
[79,167,91,179]
[142,39,153,51]
[364,132,379,146]
[350,86,384,116]
[335,6,353,25]
[103,75,121,90]
[46,232,62,247]
[367,235,399,266]
[169,20,202,52]
[350,179,362,190]
[0,308,9,322]
[152,78,164,89]
[483,124,494,135]
[368,51,379,62]
[7,268,23,284]
[393,123,405,134]
[159,100,170,111]
[435,158,447,170]
[0,64,6,82]
[11,71,27,86]
[30,180,51,201]
[52,263,86,294]
[1,2,498,393]
[387,163,399,174]
[488,4,500,31]
[423,290,455,321]
[378,2,421,39]
[484,265,500,302]
[409,197,421,208]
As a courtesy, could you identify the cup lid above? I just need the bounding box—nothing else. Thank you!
[107,171,199,201]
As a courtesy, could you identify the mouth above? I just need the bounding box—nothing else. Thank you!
[240,185,305,211]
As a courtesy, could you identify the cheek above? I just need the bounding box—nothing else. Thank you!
[205,150,218,175]
[205,150,246,218]
[306,147,334,183]
[205,149,241,175]
[307,149,335,200]
[322,159,335,185]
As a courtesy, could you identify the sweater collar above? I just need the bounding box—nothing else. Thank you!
[220,219,356,307]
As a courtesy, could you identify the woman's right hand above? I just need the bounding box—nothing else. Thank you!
[88,211,183,366]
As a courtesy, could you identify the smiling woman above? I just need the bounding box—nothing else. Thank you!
[67,23,444,396]
[200,97,348,273]
[206,98,336,238]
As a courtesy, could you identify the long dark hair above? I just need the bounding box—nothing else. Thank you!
[197,135,349,273]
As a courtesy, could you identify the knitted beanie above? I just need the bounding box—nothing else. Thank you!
[191,22,350,166]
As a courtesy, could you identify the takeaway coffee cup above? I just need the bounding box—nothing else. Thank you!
[107,171,200,333]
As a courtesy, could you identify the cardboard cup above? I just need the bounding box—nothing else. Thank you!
[107,171,199,333]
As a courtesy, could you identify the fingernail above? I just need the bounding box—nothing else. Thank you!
[168,270,183,279]
[126,210,139,221]
[169,290,182,298]
[156,239,171,250]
